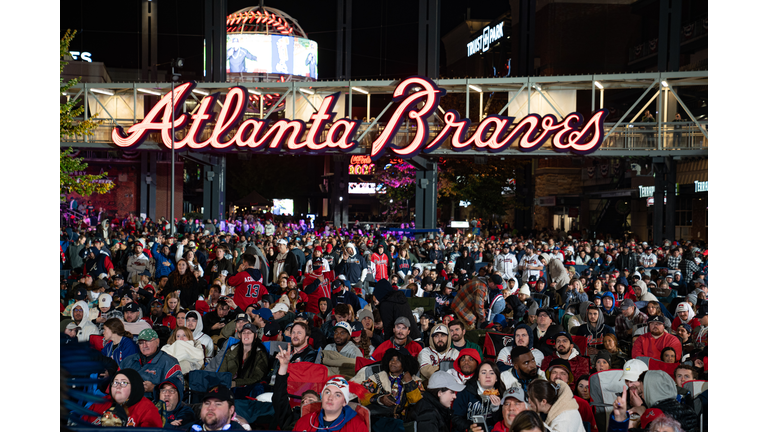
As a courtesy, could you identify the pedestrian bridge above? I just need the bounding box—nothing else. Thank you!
[61,71,707,158]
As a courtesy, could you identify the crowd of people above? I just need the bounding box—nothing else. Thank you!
[61,214,708,432]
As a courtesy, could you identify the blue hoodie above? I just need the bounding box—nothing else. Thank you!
[154,378,195,429]
[601,292,616,314]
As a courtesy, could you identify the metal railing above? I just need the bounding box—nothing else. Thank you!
[62,120,708,153]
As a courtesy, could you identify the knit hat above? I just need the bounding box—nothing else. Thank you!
[596,350,612,365]
[357,309,374,322]
[546,358,574,384]
[113,368,145,407]
[518,285,531,296]
[323,377,351,404]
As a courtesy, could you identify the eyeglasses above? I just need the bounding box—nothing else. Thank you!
[159,388,176,395]
[112,381,130,388]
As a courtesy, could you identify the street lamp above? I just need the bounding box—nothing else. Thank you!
[170,58,183,235]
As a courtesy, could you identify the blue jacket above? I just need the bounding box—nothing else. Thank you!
[120,350,184,399]
[151,243,175,279]
[102,336,139,365]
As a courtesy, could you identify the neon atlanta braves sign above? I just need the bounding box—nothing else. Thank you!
[112,76,608,160]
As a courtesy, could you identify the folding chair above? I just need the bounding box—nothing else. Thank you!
[589,369,625,432]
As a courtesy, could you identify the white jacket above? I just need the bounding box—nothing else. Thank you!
[70,300,100,343]
[543,380,586,432]
[188,310,215,362]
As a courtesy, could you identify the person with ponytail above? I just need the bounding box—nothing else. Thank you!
[527,379,586,432]
[101,318,138,365]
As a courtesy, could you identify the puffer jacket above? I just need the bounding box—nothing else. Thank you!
[412,391,454,432]
[643,370,699,432]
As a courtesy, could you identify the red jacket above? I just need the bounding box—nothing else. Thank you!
[83,396,162,427]
[631,332,682,361]
[303,272,334,315]
[369,338,422,361]
[141,314,176,330]
[671,316,701,332]
[293,410,367,432]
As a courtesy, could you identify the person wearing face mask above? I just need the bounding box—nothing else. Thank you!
[412,371,466,432]
[82,368,163,427]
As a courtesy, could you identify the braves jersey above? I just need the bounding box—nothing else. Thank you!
[640,253,657,267]
[519,254,543,281]
[228,269,265,310]
[417,346,459,368]
[371,252,389,281]
[494,253,518,280]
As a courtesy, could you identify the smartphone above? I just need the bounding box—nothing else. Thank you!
[471,415,489,432]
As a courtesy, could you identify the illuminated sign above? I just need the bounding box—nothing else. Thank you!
[694,180,708,192]
[459,200,471,207]
[467,22,504,57]
[226,34,317,79]
[348,182,384,194]
[349,155,375,175]
[639,185,655,198]
[112,77,608,160]
[451,221,470,228]
[69,51,93,62]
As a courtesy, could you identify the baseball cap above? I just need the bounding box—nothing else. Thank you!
[74,287,87,300]
[263,322,281,338]
[647,315,665,324]
[202,384,234,403]
[150,298,163,307]
[432,324,449,336]
[112,273,124,281]
[640,408,666,429]
[235,313,251,323]
[621,359,649,382]
[240,323,256,334]
[394,316,411,328]
[427,371,466,392]
[138,329,159,341]
[271,303,289,314]
[277,239,288,245]
[98,293,113,308]
[620,299,636,310]
[123,303,140,312]
[350,321,363,337]
[334,321,353,335]
[500,387,526,404]
[254,308,273,321]
[695,302,708,318]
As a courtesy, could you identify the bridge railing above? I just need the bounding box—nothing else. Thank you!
[61,120,708,152]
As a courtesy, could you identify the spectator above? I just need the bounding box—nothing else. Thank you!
[82,368,163,427]
[120,329,184,399]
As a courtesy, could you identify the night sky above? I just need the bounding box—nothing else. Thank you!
[60,0,512,81]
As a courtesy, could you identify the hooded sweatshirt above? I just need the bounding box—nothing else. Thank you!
[187,310,214,361]
[574,305,615,345]
[633,279,659,302]
[294,404,366,432]
[418,326,460,380]
[671,302,701,331]
[336,243,368,284]
[447,348,482,385]
[154,378,195,429]
[496,323,545,371]
[641,371,699,432]
[70,300,100,343]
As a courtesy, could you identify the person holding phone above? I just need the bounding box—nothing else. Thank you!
[452,360,506,432]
